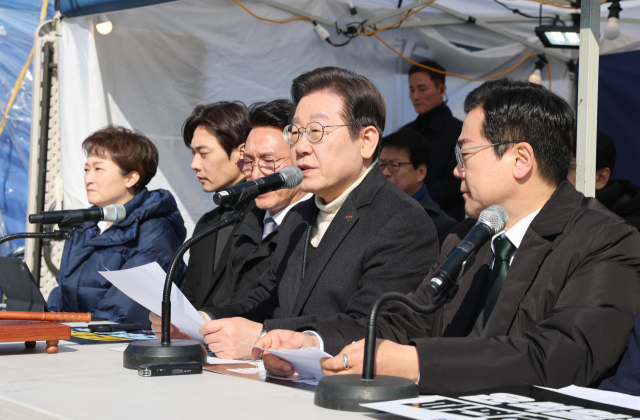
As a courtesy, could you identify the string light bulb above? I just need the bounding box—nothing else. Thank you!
[96,14,112,35]
[528,55,547,85]
[314,21,330,41]
[604,0,622,41]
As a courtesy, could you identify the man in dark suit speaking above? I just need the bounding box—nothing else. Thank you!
[153,67,439,359]
[257,79,640,394]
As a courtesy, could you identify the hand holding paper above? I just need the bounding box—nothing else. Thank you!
[245,342,332,379]
[99,262,205,343]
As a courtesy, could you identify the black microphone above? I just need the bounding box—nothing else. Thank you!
[425,205,508,297]
[28,204,126,225]
[213,166,303,206]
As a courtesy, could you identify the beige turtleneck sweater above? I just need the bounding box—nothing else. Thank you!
[310,160,377,248]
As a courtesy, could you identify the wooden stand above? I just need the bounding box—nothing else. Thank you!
[0,321,70,354]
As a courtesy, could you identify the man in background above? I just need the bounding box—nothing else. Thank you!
[400,60,465,221]
[568,128,640,231]
[380,130,456,245]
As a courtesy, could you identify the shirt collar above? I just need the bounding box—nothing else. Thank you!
[412,184,428,202]
[491,207,542,253]
[265,193,313,227]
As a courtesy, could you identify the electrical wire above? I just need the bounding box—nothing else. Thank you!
[546,61,552,91]
[231,0,552,88]
[372,32,551,89]
[528,0,606,9]
[358,0,437,36]
[0,0,49,138]
[231,0,313,23]
[493,0,563,25]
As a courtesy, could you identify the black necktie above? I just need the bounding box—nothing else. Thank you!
[483,235,516,323]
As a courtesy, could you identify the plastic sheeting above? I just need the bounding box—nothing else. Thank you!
[58,0,640,237]
[59,0,176,18]
[0,0,54,256]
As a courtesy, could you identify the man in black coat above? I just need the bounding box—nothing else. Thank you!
[400,60,465,221]
[180,102,250,309]
[568,128,640,231]
[257,79,640,395]
[153,67,439,359]
[379,130,457,246]
[204,99,311,308]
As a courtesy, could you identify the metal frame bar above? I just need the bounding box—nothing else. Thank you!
[575,0,601,197]
[253,0,347,32]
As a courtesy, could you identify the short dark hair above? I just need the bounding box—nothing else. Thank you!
[290,67,386,156]
[571,128,617,173]
[182,101,251,157]
[464,78,574,186]
[248,99,292,131]
[381,129,432,169]
[83,126,158,195]
[408,60,446,86]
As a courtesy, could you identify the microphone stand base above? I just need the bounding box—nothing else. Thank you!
[123,339,207,370]
[314,374,419,412]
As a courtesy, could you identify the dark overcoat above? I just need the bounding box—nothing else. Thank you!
[310,180,640,394]
[204,166,440,331]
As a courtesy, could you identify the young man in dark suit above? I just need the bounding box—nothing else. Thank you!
[180,102,251,309]
[152,67,439,359]
[379,129,457,246]
[257,79,640,394]
[401,60,465,221]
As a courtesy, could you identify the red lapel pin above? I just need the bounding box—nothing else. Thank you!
[345,213,353,222]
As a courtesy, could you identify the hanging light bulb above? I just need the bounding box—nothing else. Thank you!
[96,14,113,35]
[528,55,547,85]
[604,0,622,41]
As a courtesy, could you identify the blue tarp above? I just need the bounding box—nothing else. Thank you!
[596,50,640,187]
[0,0,54,256]
[59,0,175,18]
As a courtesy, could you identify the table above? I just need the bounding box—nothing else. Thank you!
[0,337,387,420]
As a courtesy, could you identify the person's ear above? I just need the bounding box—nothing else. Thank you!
[360,126,379,161]
[417,163,427,183]
[439,84,446,98]
[595,167,611,191]
[126,171,140,190]
[511,142,535,181]
[235,143,246,160]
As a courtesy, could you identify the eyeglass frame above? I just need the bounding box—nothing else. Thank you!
[379,161,414,173]
[455,141,518,169]
[283,122,352,145]
[235,156,289,177]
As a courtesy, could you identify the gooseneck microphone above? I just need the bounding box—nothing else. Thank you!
[314,205,510,413]
[213,166,303,206]
[425,205,508,297]
[29,204,126,225]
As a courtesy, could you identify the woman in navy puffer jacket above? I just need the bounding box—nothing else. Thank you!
[47,126,186,324]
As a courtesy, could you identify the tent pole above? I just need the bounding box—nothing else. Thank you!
[575,0,600,197]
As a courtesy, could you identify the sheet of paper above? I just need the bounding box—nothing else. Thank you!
[244,342,332,379]
[99,262,205,342]
[544,385,640,411]
[206,357,261,366]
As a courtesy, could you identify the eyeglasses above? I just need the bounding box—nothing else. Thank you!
[379,161,413,173]
[236,157,289,176]
[283,122,351,145]
[455,142,518,169]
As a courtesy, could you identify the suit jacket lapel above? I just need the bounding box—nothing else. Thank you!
[483,180,582,336]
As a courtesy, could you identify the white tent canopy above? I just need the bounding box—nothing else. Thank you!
[59,0,640,236]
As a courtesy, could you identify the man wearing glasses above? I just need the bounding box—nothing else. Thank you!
[153,67,439,359]
[379,129,457,245]
[257,79,640,395]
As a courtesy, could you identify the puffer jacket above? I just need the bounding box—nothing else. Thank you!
[47,188,186,324]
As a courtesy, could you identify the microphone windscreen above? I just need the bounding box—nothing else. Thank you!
[478,205,508,235]
[102,204,127,222]
[279,166,304,189]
